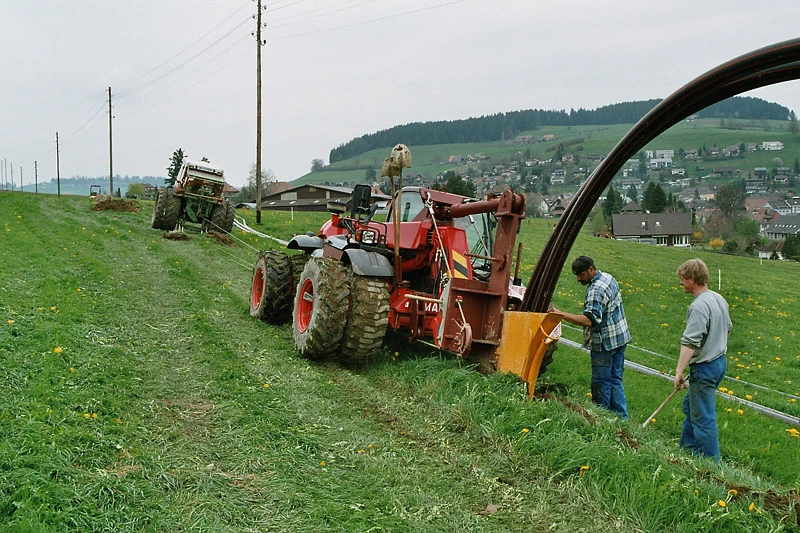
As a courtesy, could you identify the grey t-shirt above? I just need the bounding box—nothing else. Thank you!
[680,289,732,364]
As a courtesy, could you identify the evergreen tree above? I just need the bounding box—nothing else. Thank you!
[166,148,185,186]
[440,171,476,197]
[626,185,638,203]
[783,233,800,261]
[603,185,623,220]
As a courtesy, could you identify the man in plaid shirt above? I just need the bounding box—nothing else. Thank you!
[552,256,631,418]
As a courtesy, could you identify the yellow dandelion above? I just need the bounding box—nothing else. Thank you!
[54,347,63,354]
[776,357,782,362]
[727,390,734,395]
[586,392,592,398]
[92,413,98,419]
[786,428,800,437]
[76,288,81,292]
[263,383,270,388]
[717,500,726,508]
[50,306,56,311]
[69,367,75,373]
[116,418,122,424]
[745,395,752,400]
[521,428,529,434]
[579,465,589,477]
[728,489,738,497]
[719,387,728,392]
[7,319,13,325]
[791,399,797,403]
[661,323,669,327]
[737,409,744,415]
[357,449,365,454]
[726,408,732,413]
[320,461,326,466]
[83,413,90,419]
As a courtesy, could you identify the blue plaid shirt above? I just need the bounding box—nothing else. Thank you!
[582,270,631,351]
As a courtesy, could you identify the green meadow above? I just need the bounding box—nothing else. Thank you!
[1,191,798,532]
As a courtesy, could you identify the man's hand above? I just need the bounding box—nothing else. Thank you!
[674,370,686,390]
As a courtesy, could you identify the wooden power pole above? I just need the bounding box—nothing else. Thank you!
[56,132,61,198]
[255,0,265,224]
[108,87,114,197]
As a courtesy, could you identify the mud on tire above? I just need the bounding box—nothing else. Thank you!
[293,257,350,359]
[338,270,390,362]
[151,187,181,230]
[250,250,294,324]
[210,200,235,233]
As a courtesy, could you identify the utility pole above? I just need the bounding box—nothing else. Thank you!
[10,163,13,192]
[20,167,22,192]
[108,87,114,197]
[56,132,61,198]
[255,0,266,224]
[35,161,38,194]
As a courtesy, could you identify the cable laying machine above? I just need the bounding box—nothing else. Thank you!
[249,144,562,396]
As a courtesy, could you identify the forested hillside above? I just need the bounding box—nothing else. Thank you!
[329,96,790,163]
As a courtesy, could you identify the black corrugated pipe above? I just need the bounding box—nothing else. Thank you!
[523,38,800,312]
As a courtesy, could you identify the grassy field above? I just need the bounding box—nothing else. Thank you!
[1,191,799,532]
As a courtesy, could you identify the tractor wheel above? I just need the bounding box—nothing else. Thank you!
[293,257,350,359]
[338,272,390,362]
[250,250,294,324]
[210,201,235,233]
[151,187,180,230]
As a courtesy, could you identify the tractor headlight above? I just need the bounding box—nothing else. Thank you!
[359,229,377,245]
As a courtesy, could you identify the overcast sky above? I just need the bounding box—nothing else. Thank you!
[2,0,800,189]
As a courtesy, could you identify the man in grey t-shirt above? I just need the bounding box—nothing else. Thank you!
[674,259,732,461]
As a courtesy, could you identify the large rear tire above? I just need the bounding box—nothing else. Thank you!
[250,250,294,324]
[293,257,350,359]
[210,201,235,233]
[338,272,390,362]
[151,187,180,230]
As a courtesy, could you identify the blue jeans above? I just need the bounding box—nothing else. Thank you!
[680,355,727,461]
[590,346,629,419]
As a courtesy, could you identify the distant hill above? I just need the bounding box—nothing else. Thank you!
[329,96,790,163]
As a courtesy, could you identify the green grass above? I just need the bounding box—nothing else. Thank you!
[1,191,798,532]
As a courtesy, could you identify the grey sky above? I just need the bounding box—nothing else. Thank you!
[2,0,800,189]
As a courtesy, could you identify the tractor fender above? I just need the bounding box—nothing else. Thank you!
[287,234,324,253]
[343,248,394,278]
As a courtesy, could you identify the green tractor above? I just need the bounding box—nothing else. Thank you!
[151,159,235,233]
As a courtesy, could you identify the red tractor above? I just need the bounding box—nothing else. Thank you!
[249,147,560,394]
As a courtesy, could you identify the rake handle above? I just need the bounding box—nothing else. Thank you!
[642,388,680,428]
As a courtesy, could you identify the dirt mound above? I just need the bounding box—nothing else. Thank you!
[163,231,190,241]
[207,230,233,245]
[91,196,140,212]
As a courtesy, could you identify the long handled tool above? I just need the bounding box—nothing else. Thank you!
[642,388,680,428]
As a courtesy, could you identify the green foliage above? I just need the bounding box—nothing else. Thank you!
[713,183,747,219]
[783,233,800,261]
[436,171,476,197]
[329,97,788,163]
[124,183,146,198]
[603,185,623,221]
[166,148,184,186]
[642,182,667,213]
